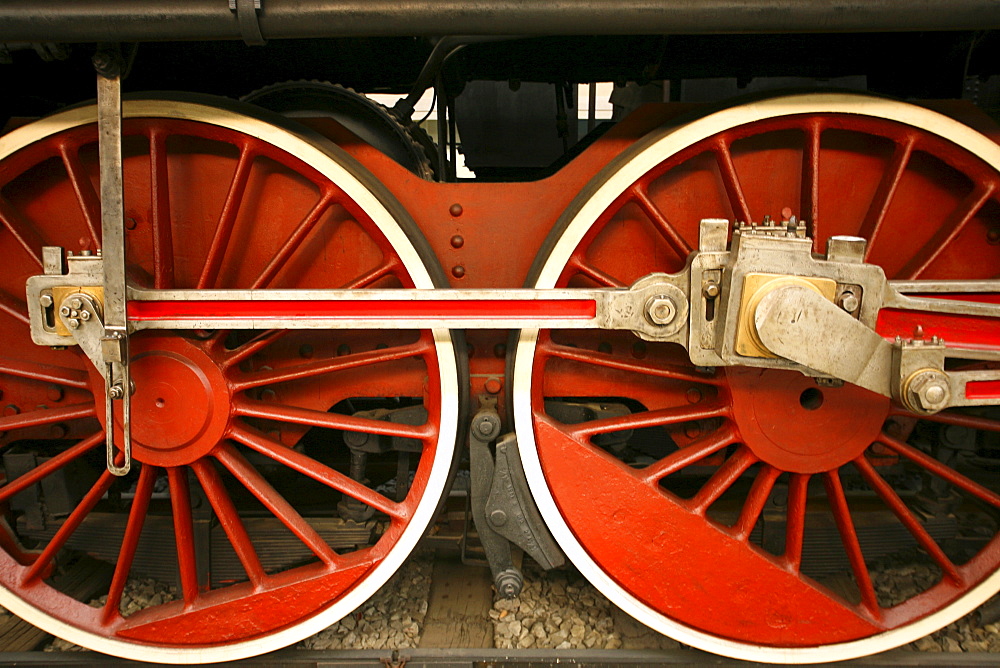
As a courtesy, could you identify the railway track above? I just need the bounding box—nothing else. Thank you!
[4,547,999,665]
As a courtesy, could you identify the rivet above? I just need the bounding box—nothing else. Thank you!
[46,385,64,402]
[485,378,502,394]
[3,404,20,417]
[597,342,612,354]
[299,344,314,359]
[684,424,702,439]
[493,343,507,358]
[632,341,647,359]
[337,344,352,356]
[449,203,463,217]
[988,227,1000,245]
[49,424,68,439]
[450,235,465,248]
[125,217,138,230]
[452,265,465,278]
[686,388,703,404]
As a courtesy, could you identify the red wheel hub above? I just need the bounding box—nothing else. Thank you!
[92,335,233,467]
[727,368,889,474]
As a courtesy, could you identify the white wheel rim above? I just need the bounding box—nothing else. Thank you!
[513,92,1000,663]
[0,99,458,664]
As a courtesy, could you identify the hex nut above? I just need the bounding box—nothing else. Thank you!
[645,295,677,326]
[837,292,860,313]
[903,369,951,414]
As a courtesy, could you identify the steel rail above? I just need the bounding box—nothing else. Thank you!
[0,1,998,42]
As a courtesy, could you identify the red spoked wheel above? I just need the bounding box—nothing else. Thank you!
[0,97,458,662]
[513,93,1000,662]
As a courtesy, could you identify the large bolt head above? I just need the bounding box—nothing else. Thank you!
[645,295,678,326]
[904,369,951,414]
[837,292,859,313]
[39,294,53,308]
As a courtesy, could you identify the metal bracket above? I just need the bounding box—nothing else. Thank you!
[229,0,265,46]
[485,434,565,571]
[467,399,523,598]
[95,51,132,476]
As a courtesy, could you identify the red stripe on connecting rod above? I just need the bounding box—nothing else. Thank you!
[877,308,1000,351]
[967,380,1000,401]
[127,299,597,322]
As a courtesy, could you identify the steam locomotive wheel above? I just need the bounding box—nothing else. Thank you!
[0,97,458,661]
[514,93,1000,661]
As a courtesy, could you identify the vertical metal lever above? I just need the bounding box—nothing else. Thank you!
[95,49,132,476]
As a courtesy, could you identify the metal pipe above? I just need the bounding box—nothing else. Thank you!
[1,1,998,42]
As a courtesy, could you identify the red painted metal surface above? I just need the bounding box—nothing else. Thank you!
[529,108,1000,646]
[1,96,999,655]
[0,115,445,646]
[128,297,597,322]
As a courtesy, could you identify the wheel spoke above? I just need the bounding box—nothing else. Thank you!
[823,470,879,616]
[103,465,157,622]
[214,444,340,565]
[197,146,256,289]
[340,258,401,290]
[0,196,44,267]
[233,398,432,440]
[641,425,738,485]
[891,406,1000,434]
[713,137,752,222]
[689,445,758,515]
[57,141,101,246]
[229,424,404,519]
[859,135,915,255]
[23,470,116,584]
[732,464,780,540]
[0,355,89,389]
[801,120,822,237]
[0,431,102,503]
[784,473,810,573]
[0,290,30,325]
[879,432,1000,508]
[899,182,997,279]
[221,330,290,369]
[538,338,722,385]
[230,340,430,391]
[566,253,627,288]
[566,402,729,440]
[630,182,692,257]
[0,403,95,433]
[190,458,266,587]
[852,455,962,584]
[149,129,175,289]
[252,190,337,288]
[167,467,201,606]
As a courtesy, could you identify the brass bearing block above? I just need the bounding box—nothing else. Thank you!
[735,272,837,358]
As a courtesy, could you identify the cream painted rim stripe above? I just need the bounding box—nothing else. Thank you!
[514,93,1000,664]
[0,100,458,664]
